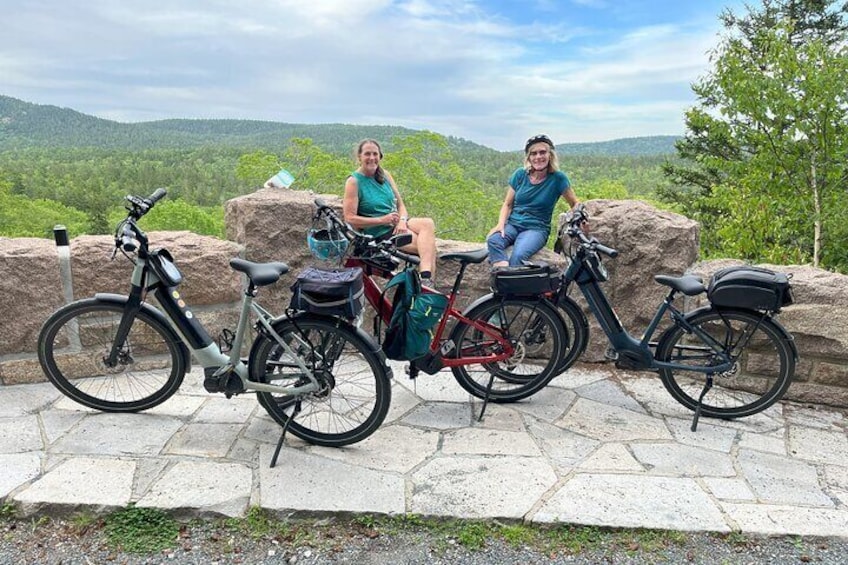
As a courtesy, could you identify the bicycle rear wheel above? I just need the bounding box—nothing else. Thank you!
[449,297,565,402]
[655,308,795,419]
[37,299,186,411]
[251,316,390,447]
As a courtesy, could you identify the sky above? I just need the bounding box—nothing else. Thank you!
[1,0,746,151]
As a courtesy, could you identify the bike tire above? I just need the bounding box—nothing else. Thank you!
[37,299,186,412]
[251,316,391,447]
[449,297,565,402]
[655,308,795,419]
[554,294,590,374]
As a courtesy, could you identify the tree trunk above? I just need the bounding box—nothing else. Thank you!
[812,159,821,268]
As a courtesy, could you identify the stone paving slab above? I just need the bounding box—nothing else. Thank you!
[533,474,731,532]
[1,365,847,540]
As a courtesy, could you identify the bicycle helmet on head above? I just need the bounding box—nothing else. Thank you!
[307,226,349,261]
[524,134,555,153]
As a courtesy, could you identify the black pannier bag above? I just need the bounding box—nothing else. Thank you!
[289,267,364,319]
[707,266,794,312]
[490,262,559,296]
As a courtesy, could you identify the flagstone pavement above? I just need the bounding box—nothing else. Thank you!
[2,362,847,538]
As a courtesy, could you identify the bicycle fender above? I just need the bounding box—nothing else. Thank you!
[461,292,498,315]
[688,305,799,362]
[93,293,192,369]
[556,294,590,331]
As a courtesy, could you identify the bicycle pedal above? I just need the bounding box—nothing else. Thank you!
[604,346,619,361]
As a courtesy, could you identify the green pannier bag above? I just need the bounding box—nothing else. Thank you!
[380,269,448,361]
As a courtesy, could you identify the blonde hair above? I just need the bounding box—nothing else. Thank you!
[523,143,560,174]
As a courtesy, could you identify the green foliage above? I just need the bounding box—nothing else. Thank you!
[104,505,179,553]
[235,150,280,187]
[1,98,681,248]
[107,198,225,238]
[0,180,91,237]
[663,2,848,271]
[0,503,16,521]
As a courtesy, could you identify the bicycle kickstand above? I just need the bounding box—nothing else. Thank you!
[477,373,496,422]
[270,399,302,468]
[690,375,713,432]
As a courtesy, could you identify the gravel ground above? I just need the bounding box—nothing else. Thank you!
[2,514,848,565]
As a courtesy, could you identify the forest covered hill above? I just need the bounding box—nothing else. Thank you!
[0,95,678,156]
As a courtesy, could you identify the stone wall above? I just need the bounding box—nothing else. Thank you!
[2,189,846,407]
[0,232,243,385]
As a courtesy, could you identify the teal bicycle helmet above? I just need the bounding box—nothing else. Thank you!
[307,226,348,260]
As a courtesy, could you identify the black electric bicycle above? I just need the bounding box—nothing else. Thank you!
[546,205,797,429]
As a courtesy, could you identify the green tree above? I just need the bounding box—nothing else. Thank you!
[663,1,848,269]
[235,150,281,188]
[0,179,91,237]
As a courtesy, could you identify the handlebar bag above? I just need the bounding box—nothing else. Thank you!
[490,262,559,296]
[149,249,183,287]
[289,267,364,319]
[707,266,793,312]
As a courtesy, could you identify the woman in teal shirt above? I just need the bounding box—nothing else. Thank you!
[343,139,437,284]
[487,134,580,268]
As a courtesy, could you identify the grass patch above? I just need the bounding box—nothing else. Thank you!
[544,524,607,554]
[104,505,179,553]
[0,504,16,522]
[499,523,537,547]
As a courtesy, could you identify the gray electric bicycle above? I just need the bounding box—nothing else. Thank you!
[547,205,797,430]
[37,189,392,457]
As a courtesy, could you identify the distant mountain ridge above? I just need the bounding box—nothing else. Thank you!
[0,95,679,156]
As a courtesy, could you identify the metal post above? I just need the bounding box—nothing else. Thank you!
[53,225,80,347]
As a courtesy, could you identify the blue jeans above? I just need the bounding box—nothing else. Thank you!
[487,224,549,266]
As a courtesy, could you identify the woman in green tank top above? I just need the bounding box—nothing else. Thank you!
[343,139,438,284]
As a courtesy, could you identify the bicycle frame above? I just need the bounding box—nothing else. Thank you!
[114,242,321,397]
[345,257,516,367]
[561,255,738,374]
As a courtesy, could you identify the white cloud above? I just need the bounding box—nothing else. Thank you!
[0,0,735,149]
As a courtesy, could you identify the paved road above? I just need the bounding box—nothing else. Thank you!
[1,363,847,537]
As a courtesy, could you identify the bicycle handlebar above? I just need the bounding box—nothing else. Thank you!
[115,188,169,253]
[313,198,420,266]
[564,204,619,258]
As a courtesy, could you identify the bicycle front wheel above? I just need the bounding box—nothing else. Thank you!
[656,308,795,419]
[37,299,186,412]
[251,316,390,447]
[554,294,589,374]
[449,297,565,402]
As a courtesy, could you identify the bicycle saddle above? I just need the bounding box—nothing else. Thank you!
[439,248,489,265]
[229,258,290,287]
[654,275,705,296]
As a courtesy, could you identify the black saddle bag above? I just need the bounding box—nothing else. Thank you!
[707,266,793,313]
[290,267,364,319]
[490,262,559,296]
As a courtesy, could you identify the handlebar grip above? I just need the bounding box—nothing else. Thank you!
[394,250,421,265]
[148,188,167,203]
[314,197,327,208]
[595,243,619,258]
